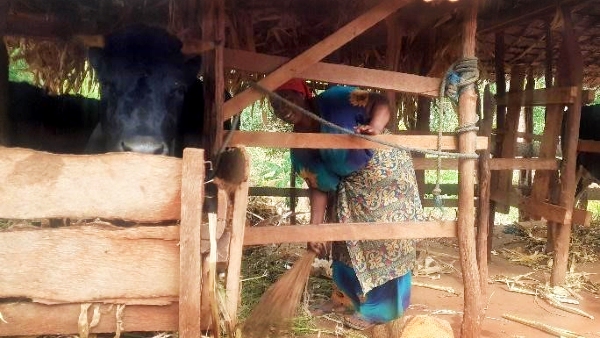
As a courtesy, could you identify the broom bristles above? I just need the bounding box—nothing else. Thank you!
[242,251,317,337]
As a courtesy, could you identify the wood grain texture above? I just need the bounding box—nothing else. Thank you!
[179,148,205,338]
[0,302,180,336]
[0,147,181,222]
[229,131,488,150]
[0,225,180,304]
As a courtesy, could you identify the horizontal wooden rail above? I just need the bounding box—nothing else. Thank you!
[490,190,590,226]
[495,87,595,106]
[578,139,600,154]
[243,221,457,245]
[0,147,182,222]
[230,131,488,150]
[0,303,179,336]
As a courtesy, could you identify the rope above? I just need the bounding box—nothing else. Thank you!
[250,81,478,159]
[432,57,480,216]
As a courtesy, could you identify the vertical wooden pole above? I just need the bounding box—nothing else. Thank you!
[519,69,535,221]
[179,148,205,338]
[225,150,250,329]
[498,65,526,205]
[0,1,10,146]
[457,1,482,337]
[477,85,493,296]
[551,6,584,285]
[531,21,562,253]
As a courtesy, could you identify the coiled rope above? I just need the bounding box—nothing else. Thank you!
[432,57,480,214]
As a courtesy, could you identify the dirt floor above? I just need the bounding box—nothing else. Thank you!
[283,222,600,338]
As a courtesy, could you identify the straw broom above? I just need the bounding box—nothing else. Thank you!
[242,250,317,337]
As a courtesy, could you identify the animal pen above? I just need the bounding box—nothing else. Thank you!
[1,0,600,337]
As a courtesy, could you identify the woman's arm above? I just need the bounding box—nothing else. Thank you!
[307,188,330,256]
[355,93,391,135]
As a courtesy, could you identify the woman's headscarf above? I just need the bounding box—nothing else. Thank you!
[276,78,313,100]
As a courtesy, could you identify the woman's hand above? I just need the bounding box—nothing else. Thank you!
[307,241,331,259]
[355,124,382,135]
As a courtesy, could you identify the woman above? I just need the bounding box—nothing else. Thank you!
[271,79,424,330]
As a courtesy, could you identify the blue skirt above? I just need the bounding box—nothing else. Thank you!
[332,260,411,323]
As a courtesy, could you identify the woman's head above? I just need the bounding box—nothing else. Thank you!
[271,79,312,125]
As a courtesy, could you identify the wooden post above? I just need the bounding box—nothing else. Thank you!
[457,1,482,337]
[530,20,562,253]
[0,1,10,146]
[551,6,584,286]
[179,148,205,338]
[477,85,493,295]
[496,65,526,211]
[201,0,225,157]
[519,68,535,221]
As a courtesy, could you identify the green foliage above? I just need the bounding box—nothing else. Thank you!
[8,57,34,84]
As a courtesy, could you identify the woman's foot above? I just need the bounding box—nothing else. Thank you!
[309,300,349,316]
[343,313,376,331]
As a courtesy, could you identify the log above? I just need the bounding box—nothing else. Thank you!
[495,87,594,106]
[457,2,483,337]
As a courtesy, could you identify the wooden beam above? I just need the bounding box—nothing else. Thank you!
[0,147,182,222]
[0,225,180,304]
[243,221,457,246]
[179,148,205,338]
[578,139,600,153]
[222,0,414,120]
[0,303,180,336]
[489,158,559,171]
[221,48,440,97]
[489,192,591,226]
[229,131,488,150]
[495,87,595,106]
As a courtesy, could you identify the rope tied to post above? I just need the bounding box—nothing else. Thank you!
[431,57,480,216]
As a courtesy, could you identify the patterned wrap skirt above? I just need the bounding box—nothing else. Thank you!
[332,145,425,323]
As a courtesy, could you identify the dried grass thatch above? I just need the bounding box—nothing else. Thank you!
[5,36,96,95]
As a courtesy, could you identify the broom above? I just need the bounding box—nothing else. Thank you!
[242,250,317,337]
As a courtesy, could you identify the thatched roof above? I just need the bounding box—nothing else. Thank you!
[4,0,600,93]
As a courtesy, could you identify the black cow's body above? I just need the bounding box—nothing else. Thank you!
[8,81,100,154]
[575,104,600,195]
[9,25,215,158]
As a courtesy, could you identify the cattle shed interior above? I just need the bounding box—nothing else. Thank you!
[1,0,600,337]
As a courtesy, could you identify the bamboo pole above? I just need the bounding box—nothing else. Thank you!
[0,1,10,146]
[457,1,482,337]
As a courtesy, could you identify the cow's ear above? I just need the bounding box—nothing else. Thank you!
[184,56,202,81]
[88,47,106,75]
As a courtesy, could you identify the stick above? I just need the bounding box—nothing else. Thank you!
[502,314,585,338]
[413,281,457,295]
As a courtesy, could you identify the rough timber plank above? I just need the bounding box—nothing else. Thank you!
[179,148,205,338]
[243,221,457,245]
[495,87,594,106]
[0,303,180,336]
[0,147,181,222]
[0,225,180,304]
[229,131,488,150]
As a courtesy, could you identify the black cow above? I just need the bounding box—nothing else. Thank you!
[11,25,229,156]
[8,81,100,154]
[575,104,600,197]
[86,25,206,157]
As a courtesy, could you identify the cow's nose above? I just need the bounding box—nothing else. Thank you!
[120,136,168,155]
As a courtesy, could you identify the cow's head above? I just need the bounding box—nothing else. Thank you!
[88,25,201,155]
